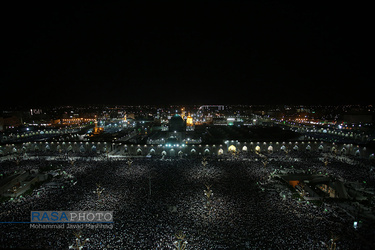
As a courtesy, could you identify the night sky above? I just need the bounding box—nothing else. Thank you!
[1,1,373,106]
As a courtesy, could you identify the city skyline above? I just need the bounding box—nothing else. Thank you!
[1,2,374,246]
[1,101,374,248]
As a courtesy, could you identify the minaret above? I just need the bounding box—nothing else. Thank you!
[181,107,186,119]
[94,115,98,132]
[93,115,103,135]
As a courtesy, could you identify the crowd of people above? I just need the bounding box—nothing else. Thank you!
[0,150,374,249]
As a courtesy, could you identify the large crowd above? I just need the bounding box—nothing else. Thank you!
[0,150,374,249]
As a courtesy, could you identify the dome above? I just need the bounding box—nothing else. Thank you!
[169,114,184,132]
[170,114,183,122]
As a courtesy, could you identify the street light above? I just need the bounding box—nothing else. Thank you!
[69,231,89,250]
[204,184,213,200]
[203,184,214,222]
[326,235,339,250]
[201,157,208,167]
[262,160,268,168]
[93,183,105,207]
[127,158,133,168]
[174,231,188,250]
[204,183,213,211]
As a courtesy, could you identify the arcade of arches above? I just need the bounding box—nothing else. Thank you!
[0,141,373,159]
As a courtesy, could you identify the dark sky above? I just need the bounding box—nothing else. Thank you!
[1,1,373,106]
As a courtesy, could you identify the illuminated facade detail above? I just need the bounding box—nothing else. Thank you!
[3,140,371,159]
[60,118,96,125]
[228,145,236,153]
[180,107,186,119]
[92,116,104,135]
[186,113,194,131]
[186,114,193,126]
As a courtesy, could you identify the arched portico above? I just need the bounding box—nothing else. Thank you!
[169,149,175,156]
[228,145,236,153]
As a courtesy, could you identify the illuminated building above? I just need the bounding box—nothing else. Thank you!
[181,107,186,119]
[169,114,184,132]
[0,116,22,131]
[186,114,193,126]
[186,113,194,131]
[92,116,104,135]
[60,118,95,125]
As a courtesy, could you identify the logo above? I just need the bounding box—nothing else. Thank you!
[30,211,113,223]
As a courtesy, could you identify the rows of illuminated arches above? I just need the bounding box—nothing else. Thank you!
[1,140,373,159]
